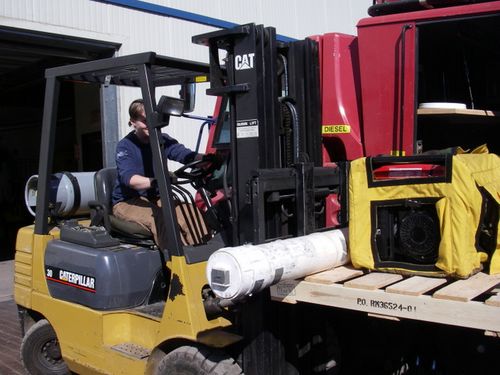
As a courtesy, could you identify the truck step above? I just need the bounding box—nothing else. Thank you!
[110,342,151,360]
[271,265,500,333]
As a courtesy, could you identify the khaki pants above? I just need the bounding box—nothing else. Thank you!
[113,196,206,248]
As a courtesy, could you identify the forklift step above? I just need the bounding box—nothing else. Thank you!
[132,301,165,318]
[110,342,151,360]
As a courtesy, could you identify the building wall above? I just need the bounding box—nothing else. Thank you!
[0,0,372,166]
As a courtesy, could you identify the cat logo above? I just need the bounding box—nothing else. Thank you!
[235,53,255,70]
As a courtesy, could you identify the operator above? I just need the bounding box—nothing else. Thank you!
[111,98,218,249]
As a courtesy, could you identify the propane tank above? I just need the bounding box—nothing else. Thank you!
[206,228,349,301]
[25,172,96,217]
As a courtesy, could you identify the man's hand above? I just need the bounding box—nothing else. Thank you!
[200,153,224,170]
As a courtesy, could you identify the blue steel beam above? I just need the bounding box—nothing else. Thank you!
[94,0,297,43]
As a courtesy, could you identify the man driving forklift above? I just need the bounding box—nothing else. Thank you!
[112,98,221,249]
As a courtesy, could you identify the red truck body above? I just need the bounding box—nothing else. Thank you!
[318,1,500,159]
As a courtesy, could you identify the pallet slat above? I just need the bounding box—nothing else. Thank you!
[485,294,500,307]
[386,276,447,296]
[304,266,363,285]
[433,273,500,302]
[344,272,403,290]
[270,281,299,304]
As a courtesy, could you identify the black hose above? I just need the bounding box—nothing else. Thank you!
[280,99,300,164]
[368,0,486,17]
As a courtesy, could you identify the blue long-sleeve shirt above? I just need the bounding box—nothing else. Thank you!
[112,131,196,205]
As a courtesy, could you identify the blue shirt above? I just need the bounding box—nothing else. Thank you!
[112,131,196,205]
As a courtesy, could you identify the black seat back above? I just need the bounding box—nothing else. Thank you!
[95,167,116,211]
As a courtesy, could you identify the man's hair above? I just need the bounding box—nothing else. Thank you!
[128,99,144,124]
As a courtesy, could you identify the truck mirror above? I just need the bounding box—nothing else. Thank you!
[180,83,196,113]
[157,95,184,117]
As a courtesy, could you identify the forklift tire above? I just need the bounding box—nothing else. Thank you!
[20,319,70,375]
[156,344,243,375]
[296,309,341,374]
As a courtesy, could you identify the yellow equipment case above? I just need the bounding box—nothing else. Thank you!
[349,152,500,278]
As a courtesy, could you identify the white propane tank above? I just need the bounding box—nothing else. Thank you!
[206,228,349,301]
[25,172,96,217]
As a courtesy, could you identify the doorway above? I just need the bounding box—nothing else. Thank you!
[0,26,119,260]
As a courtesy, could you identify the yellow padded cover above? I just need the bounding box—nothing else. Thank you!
[349,153,500,278]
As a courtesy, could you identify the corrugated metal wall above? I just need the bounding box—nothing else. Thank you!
[0,0,372,164]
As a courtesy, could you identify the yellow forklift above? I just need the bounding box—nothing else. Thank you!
[15,29,339,372]
[15,52,247,375]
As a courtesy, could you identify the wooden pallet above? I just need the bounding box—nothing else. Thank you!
[270,265,500,333]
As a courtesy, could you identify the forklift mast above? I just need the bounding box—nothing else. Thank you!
[193,24,339,247]
[193,24,345,375]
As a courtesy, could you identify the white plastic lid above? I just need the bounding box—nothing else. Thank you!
[419,102,467,110]
[206,251,244,300]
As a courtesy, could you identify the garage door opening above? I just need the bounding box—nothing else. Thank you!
[0,26,120,260]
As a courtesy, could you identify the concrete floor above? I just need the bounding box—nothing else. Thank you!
[0,261,25,374]
[0,260,14,303]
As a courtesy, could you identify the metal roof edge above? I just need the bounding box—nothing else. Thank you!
[93,0,297,43]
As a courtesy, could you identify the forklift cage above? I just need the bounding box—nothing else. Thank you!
[34,52,210,257]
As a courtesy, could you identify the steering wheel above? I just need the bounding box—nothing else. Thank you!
[174,159,213,181]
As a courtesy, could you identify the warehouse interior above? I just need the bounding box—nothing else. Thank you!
[0,26,118,260]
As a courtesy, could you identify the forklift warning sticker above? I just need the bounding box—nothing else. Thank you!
[236,119,259,138]
[322,125,351,134]
[46,266,96,293]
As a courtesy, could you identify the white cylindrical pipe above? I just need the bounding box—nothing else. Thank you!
[206,228,349,300]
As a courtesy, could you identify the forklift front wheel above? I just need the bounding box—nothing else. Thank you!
[156,344,242,374]
[20,319,70,375]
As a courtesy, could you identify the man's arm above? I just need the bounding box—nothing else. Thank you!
[163,134,200,164]
[116,140,152,192]
[129,175,155,190]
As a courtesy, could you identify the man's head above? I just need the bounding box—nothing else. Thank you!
[128,99,149,142]
[129,99,145,123]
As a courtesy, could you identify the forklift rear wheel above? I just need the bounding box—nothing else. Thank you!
[21,319,70,375]
[157,344,242,374]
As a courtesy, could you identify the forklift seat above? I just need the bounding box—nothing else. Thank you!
[90,168,153,241]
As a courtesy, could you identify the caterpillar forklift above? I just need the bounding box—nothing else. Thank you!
[14,1,500,374]
[15,46,339,375]
[14,53,246,375]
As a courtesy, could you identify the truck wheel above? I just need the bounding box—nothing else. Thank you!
[157,345,242,375]
[20,319,69,375]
